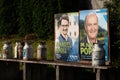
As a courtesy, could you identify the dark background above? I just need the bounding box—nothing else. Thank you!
[0,0,119,64]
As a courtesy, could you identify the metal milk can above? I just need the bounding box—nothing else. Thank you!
[28,42,33,59]
[3,41,9,59]
[17,42,23,59]
[8,41,12,58]
[37,42,42,60]
[23,41,29,60]
[37,41,47,60]
[92,43,105,66]
[14,41,19,58]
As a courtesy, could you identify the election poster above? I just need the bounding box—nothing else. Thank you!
[79,8,110,63]
[54,12,80,62]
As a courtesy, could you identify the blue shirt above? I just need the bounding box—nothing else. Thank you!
[55,34,72,61]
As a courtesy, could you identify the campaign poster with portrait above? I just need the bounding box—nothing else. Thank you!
[54,12,80,62]
[79,8,110,63]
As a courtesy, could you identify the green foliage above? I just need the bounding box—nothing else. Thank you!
[0,0,63,39]
[0,0,19,37]
[104,0,120,64]
[18,0,34,36]
[46,40,54,60]
[32,0,54,39]
[0,0,85,40]
[79,20,86,39]
[105,0,120,33]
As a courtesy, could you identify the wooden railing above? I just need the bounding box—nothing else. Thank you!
[0,58,119,80]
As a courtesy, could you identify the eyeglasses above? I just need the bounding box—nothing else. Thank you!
[61,25,69,27]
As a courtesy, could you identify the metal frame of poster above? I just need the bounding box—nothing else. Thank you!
[79,8,110,65]
[54,12,80,62]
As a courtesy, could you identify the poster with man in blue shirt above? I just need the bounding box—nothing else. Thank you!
[54,12,80,62]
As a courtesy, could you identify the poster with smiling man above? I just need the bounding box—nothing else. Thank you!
[79,8,110,64]
[54,12,80,62]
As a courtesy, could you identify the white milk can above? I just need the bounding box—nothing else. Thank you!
[23,41,29,60]
[92,43,105,66]
[3,41,9,59]
[8,41,12,58]
[37,41,47,60]
[17,42,23,59]
[14,41,19,58]
[28,42,33,59]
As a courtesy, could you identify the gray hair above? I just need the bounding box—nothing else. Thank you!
[84,12,98,26]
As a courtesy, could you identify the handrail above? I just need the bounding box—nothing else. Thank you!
[0,58,117,69]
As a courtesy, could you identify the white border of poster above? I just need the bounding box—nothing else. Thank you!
[54,12,80,62]
[79,8,110,64]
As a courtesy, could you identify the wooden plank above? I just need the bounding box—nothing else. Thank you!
[19,60,111,69]
[96,69,101,80]
[0,58,118,69]
[56,65,59,80]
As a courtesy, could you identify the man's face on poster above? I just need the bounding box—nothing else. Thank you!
[60,19,69,36]
[85,14,99,39]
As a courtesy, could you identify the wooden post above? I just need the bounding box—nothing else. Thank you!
[23,63,26,80]
[96,69,101,80]
[56,65,59,80]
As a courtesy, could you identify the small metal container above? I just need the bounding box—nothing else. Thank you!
[3,41,9,59]
[17,42,23,59]
[92,43,105,66]
[3,41,12,59]
[23,41,33,60]
[28,41,33,59]
[14,41,19,58]
[37,41,47,60]
[8,41,12,58]
[23,41,29,60]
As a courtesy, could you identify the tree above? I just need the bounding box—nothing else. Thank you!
[105,0,120,64]
[0,0,19,37]
[18,0,33,37]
